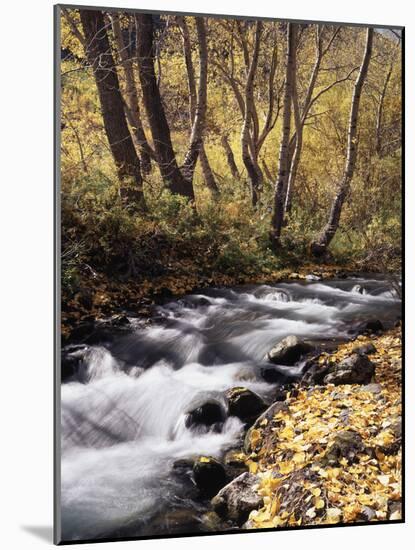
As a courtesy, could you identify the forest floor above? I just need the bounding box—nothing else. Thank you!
[241,326,402,528]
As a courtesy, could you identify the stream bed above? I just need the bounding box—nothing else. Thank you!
[60,275,401,541]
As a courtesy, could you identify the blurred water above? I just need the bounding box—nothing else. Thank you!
[60,275,401,541]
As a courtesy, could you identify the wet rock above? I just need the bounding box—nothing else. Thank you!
[260,365,293,384]
[193,457,227,498]
[274,384,290,402]
[323,353,375,385]
[322,430,364,464]
[352,342,377,355]
[61,344,89,381]
[211,472,263,526]
[68,322,95,343]
[109,314,131,327]
[172,458,196,487]
[223,450,249,479]
[185,402,225,431]
[268,335,314,366]
[305,273,321,281]
[364,319,384,333]
[225,387,267,425]
[301,361,331,385]
[244,401,288,453]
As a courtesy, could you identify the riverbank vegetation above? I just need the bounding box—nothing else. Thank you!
[60,10,402,334]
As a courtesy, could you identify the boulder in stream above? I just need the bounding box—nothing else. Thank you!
[185,402,225,431]
[225,387,267,425]
[193,456,227,498]
[364,319,384,333]
[323,353,375,385]
[211,472,263,526]
[267,335,314,366]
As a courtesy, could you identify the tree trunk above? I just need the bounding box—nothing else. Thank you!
[284,49,302,214]
[240,21,263,207]
[135,13,193,199]
[375,62,393,156]
[311,28,374,257]
[80,9,145,208]
[221,135,240,180]
[111,14,153,174]
[181,17,211,189]
[270,23,297,249]
[178,16,219,195]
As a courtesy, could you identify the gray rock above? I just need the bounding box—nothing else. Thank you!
[323,353,375,385]
[211,472,263,526]
[359,383,383,394]
[226,387,267,425]
[268,335,314,366]
[389,418,402,439]
[323,430,364,464]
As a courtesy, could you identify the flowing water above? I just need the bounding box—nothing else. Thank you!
[60,275,401,541]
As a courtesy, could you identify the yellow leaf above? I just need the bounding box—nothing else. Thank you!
[250,429,261,448]
[293,451,306,464]
[315,497,325,509]
[326,508,342,524]
[377,474,390,486]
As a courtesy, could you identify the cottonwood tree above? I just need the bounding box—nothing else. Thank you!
[270,23,298,250]
[284,25,345,213]
[79,9,146,208]
[210,20,281,206]
[110,13,154,174]
[135,14,211,200]
[311,27,374,256]
[176,16,219,196]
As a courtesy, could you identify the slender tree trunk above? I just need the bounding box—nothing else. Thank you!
[221,135,240,180]
[80,9,145,208]
[311,28,374,256]
[135,13,193,198]
[241,21,263,207]
[178,16,219,195]
[181,17,211,188]
[111,14,153,174]
[284,26,341,212]
[262,159,274,182]
[284,52,302,214]
[270,23,297,249]
[375,62,393,156]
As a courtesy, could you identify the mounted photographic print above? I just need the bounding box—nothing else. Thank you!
[54,3,404,544]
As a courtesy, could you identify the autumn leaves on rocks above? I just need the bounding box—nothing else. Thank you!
[196,327,402,530]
